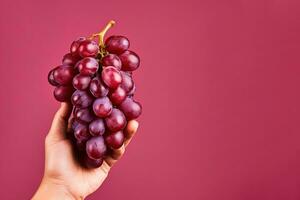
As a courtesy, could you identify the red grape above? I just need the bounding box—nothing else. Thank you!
[71,90,93,108]
[119,97,142,120]
[78,40,99,58]
[74,122,90,142]
[76,57,99,76]
[105,35,130,54]
[105,131,124,149]
[70,37,86,57]
[48,67,59,86]
[53,86,73,102]
[105,108,126,132]
[84,155,103,168]
[101,54,122,69]
[101,66,122,89]
[89,118,105,136]
[74,108,94,124]
[62,53,80,66]
[127,83,136,96]
[119,50,140,71]
[86,136,107,160]
[120,71,134,92]
[89,76,109,98]
[109,87,126,105]
[72,74,91,90]
[92,97,112,117]
[53,65,75,85]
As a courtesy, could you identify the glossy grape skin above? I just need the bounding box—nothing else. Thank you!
[119,97,142,120]
[105,131,124,149]
[86,136,107,160]
[73,122,90,142]
[105,36,130,55]
[74,108,94,124]
[105,108,126,132]
[53,86,73,102]
[120,71,134,92]
[89,77,109,98]
[89,119,105,136]
[78,40,99,58]
[72,74,91,90]
[127,83,136,96]
[71,90,93,108]
[119,50,140,71]
[84,155,103,168]
[101,66,122,89]
[92,97,113,117]
[109,87,126,105]
[62,53,80,66]
[70,37,86,57]
[48,67,59,86]
[101,54,122,69]
[53,65,75,85]
[76,57,99,76]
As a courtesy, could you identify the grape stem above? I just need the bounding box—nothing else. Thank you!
[91,20,116,48]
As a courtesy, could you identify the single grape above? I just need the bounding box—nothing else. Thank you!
[76,57,99,76]
[53,65,75,85]
[71,90,93,108]
[109,87,126,105]
[92,97,112,117]
[62,53,80,66]
[78,40,99,58]
[72,74,91,90]
[86,136,107,160]
[105,131,124,149]
[105,35,130,54]
[120,71,134,92]
[48,67,59,86]
[84,155,103,168]
[101,54,122,69]
[70,37,86,57]
[119,50,140,71]
[101,66,122,89]
[73,122,90,142]
[119,97,142,120]
[105,108,126,132]
[127,83,136,96]
[89,118,105,136]
[74,108,94,124]
[53,86,73,102]
[89,76,109,98]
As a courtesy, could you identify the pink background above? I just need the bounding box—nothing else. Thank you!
[1,0,300,199]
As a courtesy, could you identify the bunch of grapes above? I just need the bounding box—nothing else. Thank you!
[47,20,142,168]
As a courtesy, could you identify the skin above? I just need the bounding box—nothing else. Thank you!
[32,103,139,200]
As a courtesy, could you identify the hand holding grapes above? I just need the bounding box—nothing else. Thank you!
[32,103,139,200]
[35,21,142,199]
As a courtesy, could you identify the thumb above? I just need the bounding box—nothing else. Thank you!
[47,103,73,143]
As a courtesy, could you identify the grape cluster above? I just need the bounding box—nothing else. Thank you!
[47,21,142,168]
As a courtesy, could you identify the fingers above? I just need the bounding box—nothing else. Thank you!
[104,120,139,167]
[47,103,73,144]
[124,120,139,147]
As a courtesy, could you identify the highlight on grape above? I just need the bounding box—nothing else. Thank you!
[48,20,142,168]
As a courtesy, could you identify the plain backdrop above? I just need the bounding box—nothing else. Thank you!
[0,0,300,199]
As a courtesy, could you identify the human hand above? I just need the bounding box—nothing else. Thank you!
[32,103,139,200]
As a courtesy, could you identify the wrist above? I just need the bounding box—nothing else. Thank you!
[32,177,81,200]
